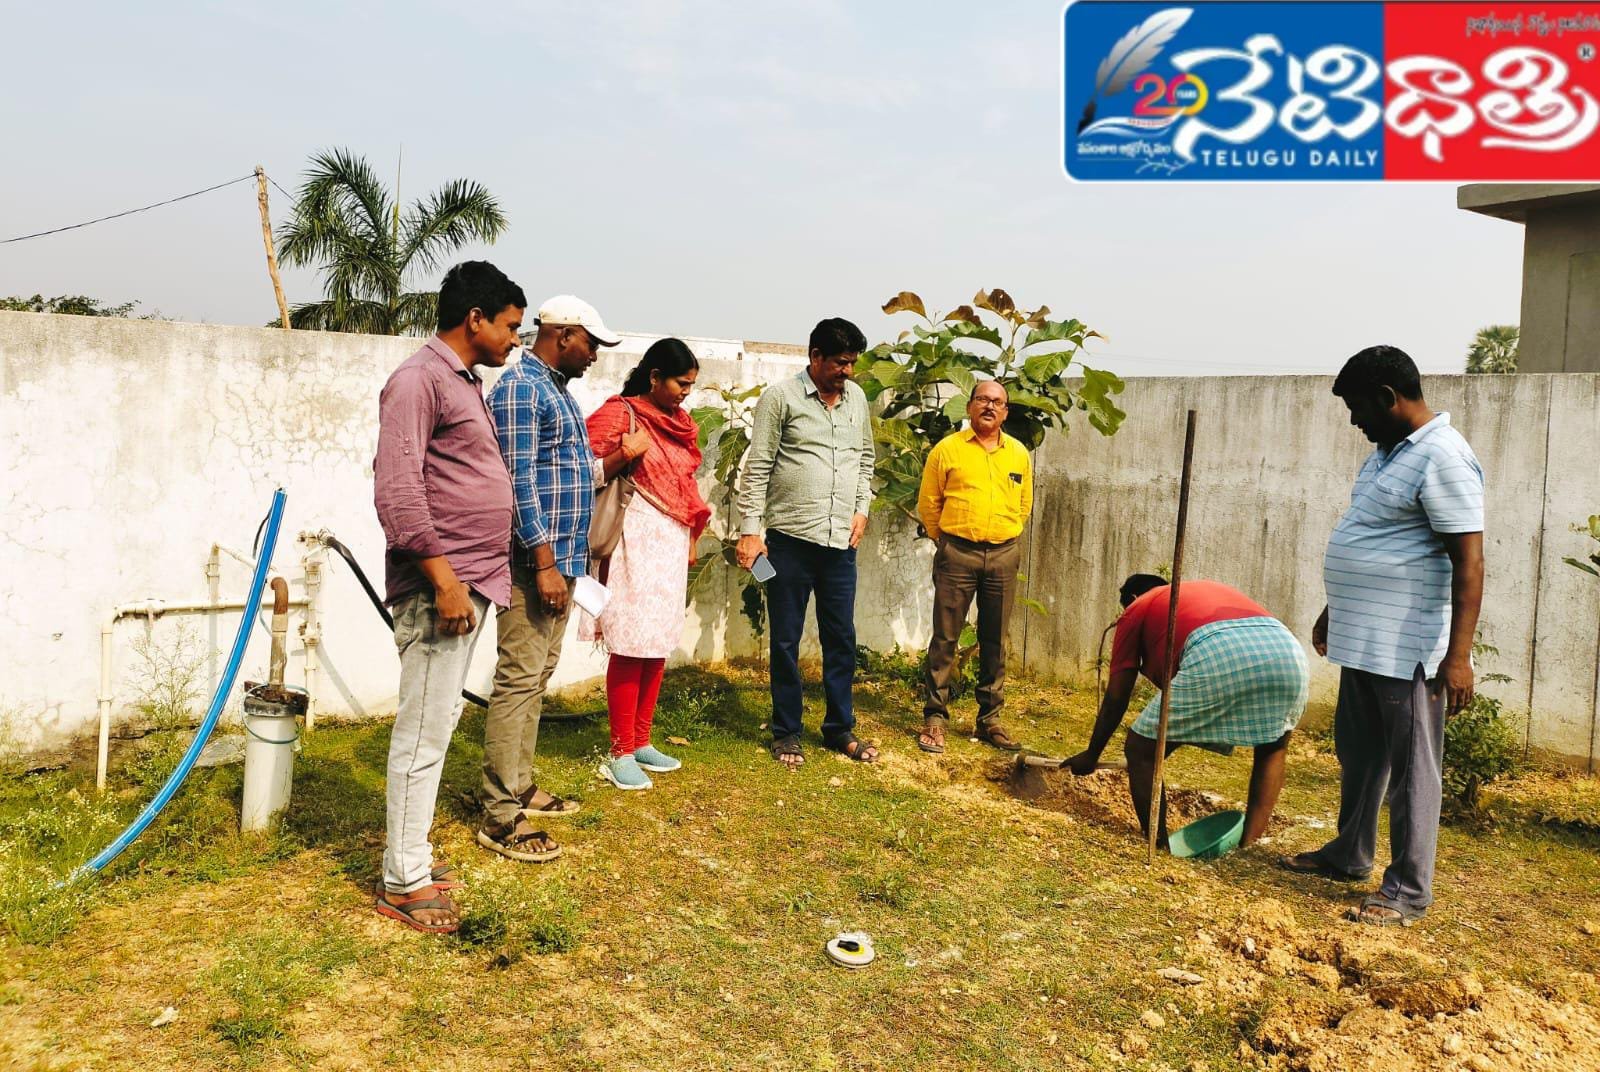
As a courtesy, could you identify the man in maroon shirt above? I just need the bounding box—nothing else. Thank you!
[1064,574,1310,849]
[372,261,525,933]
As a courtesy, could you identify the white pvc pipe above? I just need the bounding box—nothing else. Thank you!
[96,589,308,791]
[205,551,221,693]
[240,700,298,830]
[205,543,280,698]
[298,534,326,733]
[242,580,297,832]
[213,543,257,569]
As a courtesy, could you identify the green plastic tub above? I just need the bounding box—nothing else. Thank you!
[1169,809,1245,859]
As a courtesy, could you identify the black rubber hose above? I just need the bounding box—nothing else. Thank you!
[319,534,490,710]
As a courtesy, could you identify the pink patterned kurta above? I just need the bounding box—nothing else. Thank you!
[579,491,690,658]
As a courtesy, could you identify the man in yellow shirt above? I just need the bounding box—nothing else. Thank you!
[915,379,1034,753]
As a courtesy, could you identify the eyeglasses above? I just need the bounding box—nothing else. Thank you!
[971,398,1008,410]
[564,327,602,353]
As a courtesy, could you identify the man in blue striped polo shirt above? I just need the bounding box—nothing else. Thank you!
[1280,345,1484,928]
[479,295,644,864]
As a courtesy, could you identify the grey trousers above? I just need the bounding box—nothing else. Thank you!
[1317,665,1445,909]
[480,562,575,827]
[923,534,1020,724]
[384,588,489,895]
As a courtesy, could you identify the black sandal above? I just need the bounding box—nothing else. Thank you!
[517,785,582,818]
[1349,894,1426,928]
[828,734,879,763]
[1276,851,1372,883]
[770,735,804,767]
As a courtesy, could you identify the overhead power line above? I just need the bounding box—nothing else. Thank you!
[0,173,258,245]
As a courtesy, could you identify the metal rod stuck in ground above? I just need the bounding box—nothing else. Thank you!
[1148,410,1197,866]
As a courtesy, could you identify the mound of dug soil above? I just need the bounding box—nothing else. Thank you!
[1167,899,1600,1071]
[993,762,1287,838]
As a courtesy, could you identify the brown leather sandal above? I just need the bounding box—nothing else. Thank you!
[829,733,880,763]
[517,785,581,818]
[975,721,1022,751]
[476,819,563,863]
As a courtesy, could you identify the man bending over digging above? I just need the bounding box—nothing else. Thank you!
[1063,574,1310,848]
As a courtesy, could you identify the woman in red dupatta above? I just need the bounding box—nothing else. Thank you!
[584,338,711,790]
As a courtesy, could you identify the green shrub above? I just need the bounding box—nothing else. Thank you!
[1444,693,1521,813]
[652,684,720,742]
[857,627,980,699]
[1564,514,1599,578]
[855,645,923,688]
[526,899,583,954]
[849,867,917,909]
[0,782,128,944]
[204,925,363,1056]
[0,871,97,946]
[456,872,585,966]
[455,901,510,950]
[209,1010,286,1051]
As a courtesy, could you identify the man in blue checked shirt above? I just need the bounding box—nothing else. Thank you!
[1280,346,1484,929]
[478,295,648,864]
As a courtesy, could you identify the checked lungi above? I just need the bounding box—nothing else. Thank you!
[1129,616,1309,753]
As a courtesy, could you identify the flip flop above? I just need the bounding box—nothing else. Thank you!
[374,885,459,934]
[429,863,465,891]
[374,862,464,897]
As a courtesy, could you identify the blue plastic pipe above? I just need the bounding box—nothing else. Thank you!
[73,488,287,879]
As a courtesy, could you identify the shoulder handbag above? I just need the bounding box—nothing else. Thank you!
[588,403,639,560]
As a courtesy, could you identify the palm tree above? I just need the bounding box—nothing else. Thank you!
[275,148,507,335]
[1465,324,1519,374]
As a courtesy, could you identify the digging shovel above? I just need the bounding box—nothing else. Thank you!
[1007,752,1126,801]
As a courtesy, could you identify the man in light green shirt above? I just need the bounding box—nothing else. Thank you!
[736,318,878,768]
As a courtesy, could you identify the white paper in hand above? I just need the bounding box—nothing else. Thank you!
[573,575,610,617]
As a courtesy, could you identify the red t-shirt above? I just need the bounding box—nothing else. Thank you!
[1109,580,1271,689]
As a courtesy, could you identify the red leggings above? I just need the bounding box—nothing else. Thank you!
[606,654,666,757]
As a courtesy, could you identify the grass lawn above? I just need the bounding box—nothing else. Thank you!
[2,659,1599,1071]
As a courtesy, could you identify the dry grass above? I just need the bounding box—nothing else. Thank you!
[1,661,1597,1071]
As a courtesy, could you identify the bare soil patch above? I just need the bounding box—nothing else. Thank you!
[1169,898,1600,1071]
[991,761,1290,836]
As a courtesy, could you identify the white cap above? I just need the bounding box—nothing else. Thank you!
[535,295,621,346]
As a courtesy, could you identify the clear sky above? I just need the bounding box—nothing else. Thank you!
[0,1,1525,377]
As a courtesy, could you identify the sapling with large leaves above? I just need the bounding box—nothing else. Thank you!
[688,289,1126,639]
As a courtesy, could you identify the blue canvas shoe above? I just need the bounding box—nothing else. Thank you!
[633,743,682,772]
[600,754,653,790]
